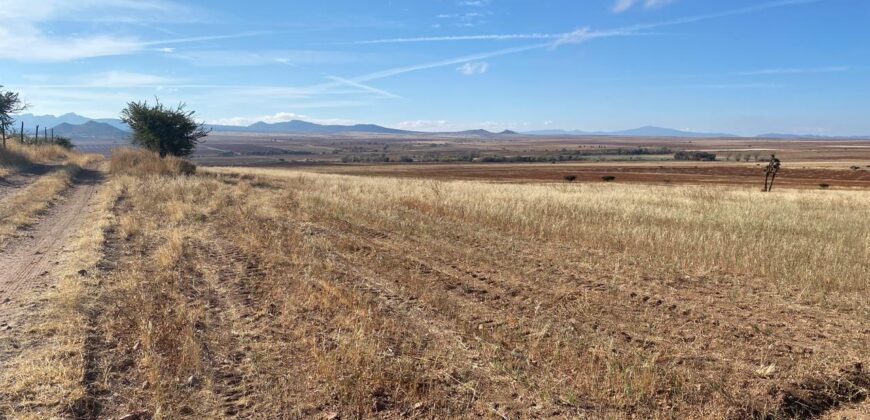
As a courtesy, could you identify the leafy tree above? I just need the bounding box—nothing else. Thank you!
[0,86,27,147]
[120,99,210,157]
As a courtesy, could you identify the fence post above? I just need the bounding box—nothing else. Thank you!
[44,126,47,141]
[1,126,5,149]
[35,125,39,144]
[20,121,24,143]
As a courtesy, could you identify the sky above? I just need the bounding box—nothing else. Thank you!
[0,0,868,136]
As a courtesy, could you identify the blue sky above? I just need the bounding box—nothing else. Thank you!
[1,0,868,135]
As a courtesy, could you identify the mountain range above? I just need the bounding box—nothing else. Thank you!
[11,113,869,140]
[51,121,130,140]
[525,126,736,138]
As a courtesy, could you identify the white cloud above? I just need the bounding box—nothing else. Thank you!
[0,0,172,61]
[456,61,489,76]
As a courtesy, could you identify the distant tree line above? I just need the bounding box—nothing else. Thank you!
[674,151,717,161]
[341,147,674,164]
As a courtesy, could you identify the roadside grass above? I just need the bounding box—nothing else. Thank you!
[1,140,91,177]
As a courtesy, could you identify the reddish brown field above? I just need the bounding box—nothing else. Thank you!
[297,161,870,189]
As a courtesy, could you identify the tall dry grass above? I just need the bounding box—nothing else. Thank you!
[0,140,94,176]
[110,148,195,177]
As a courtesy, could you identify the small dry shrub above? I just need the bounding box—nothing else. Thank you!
[110,147,196,177]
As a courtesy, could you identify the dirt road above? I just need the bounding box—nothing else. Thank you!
[0,168,103,346]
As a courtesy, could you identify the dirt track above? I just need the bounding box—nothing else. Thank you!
[0,168,103,351]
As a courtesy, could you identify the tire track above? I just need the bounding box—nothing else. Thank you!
[0,169,104,343]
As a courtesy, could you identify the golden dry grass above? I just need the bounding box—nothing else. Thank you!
[84,166,868,418]
[216,167,870,306]
[0,144,102,246]
[0,140,93,175]
[110,147,196,177]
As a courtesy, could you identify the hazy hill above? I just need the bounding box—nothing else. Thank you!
[526,126,736,138]
[209,120,415,135]
[52,121,130,140]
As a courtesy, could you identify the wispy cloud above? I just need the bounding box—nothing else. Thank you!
[344,33,558,45]
[326,0,821,96]
[349,0,818,47]
[0,1,270,62]
[353,44,546,83]
[458,0,491,7]
[169,49,365,67]
[326,76,403,99]
[87,71,175,87]
[613,0,676,13]
[456,61,489,75]
[652,83,786,89]
[736,66,849,76]
[611,0,823,33]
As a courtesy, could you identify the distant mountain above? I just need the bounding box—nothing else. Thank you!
[755,133,870,140]
[52,121,130,140]
[527,126,735,138]
[13,113,131,132]
[610,126,735,138]
[525,129,591,136]
[450,129,497,136]
[94,118,130,132]
[15,113,868,139]
[208,120,415,135]
[13,113,90,129]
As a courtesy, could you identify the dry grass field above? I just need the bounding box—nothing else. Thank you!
[1,147,867,419]
[59,151,869,418]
